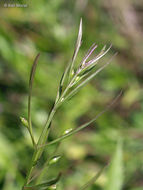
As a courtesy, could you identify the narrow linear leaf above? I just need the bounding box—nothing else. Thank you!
[29,53,41,90]
[96,44,107,58]
[64,53,117,102]
[80,43,98,67]
[78,65,96,77]
[24,173,61,189]
[85,44,112,67]
[55,71,68,103]
[78,45,111,77]
[79,165,106,190]
[59,58,73,89]
[69,45,112,88]
[58,52,116,105]
[104,140,123,190]
[55,19,82,102]
[29,143,61,184]
[71,18,82,69]
[38,91,122,149]
[68,18,82,81]
[28,53,40,146]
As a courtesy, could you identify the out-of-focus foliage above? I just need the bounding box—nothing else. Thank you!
[105,140,123,190]
[0,0,143,189]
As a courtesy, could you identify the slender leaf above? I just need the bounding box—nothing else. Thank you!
[64,53,117,102]
[56,18,82,98]
[104,140,123,190]
[78,44,110,76]
[55,69,69,104]
[69,18,82,76]
[29,53,40,90]
[79,43,98,67]
[30,143,61,184]
[38,91,122,149]
[85,44,112,67]
[28,53,40,146]
[24,173,61,189]
[69,45,110,87]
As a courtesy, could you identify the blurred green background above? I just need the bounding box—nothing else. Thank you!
[0,0,143,189]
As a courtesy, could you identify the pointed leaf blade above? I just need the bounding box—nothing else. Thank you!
[24,173,61,189]
[38,91,122,148]
[64,53,117,102]
[69,18,82,79]
[104,140,123,190]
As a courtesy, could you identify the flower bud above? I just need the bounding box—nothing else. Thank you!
[20,117,28,128]
[63,128,72,135]
[48,184,57,190]
[49,156,61,165]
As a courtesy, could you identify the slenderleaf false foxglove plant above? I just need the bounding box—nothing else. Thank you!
[22,18,119,190]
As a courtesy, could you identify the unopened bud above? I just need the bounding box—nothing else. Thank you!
[61,98,64,102]
[20,117,28,128]
[48,184,57,190]
[63,128,72,135]
[49,156,61,165]
[71,69,74,76]
[75,76,80,82]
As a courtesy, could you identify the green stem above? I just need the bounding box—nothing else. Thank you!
[23,66,83,188]
[23,106,57,188]
[36,143,60,184]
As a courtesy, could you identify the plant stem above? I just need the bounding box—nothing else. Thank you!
[23,78,71,188]
[23,105,57,188]
[24,74,85,186]
[36,143,61,184]
[23,81,70,187]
